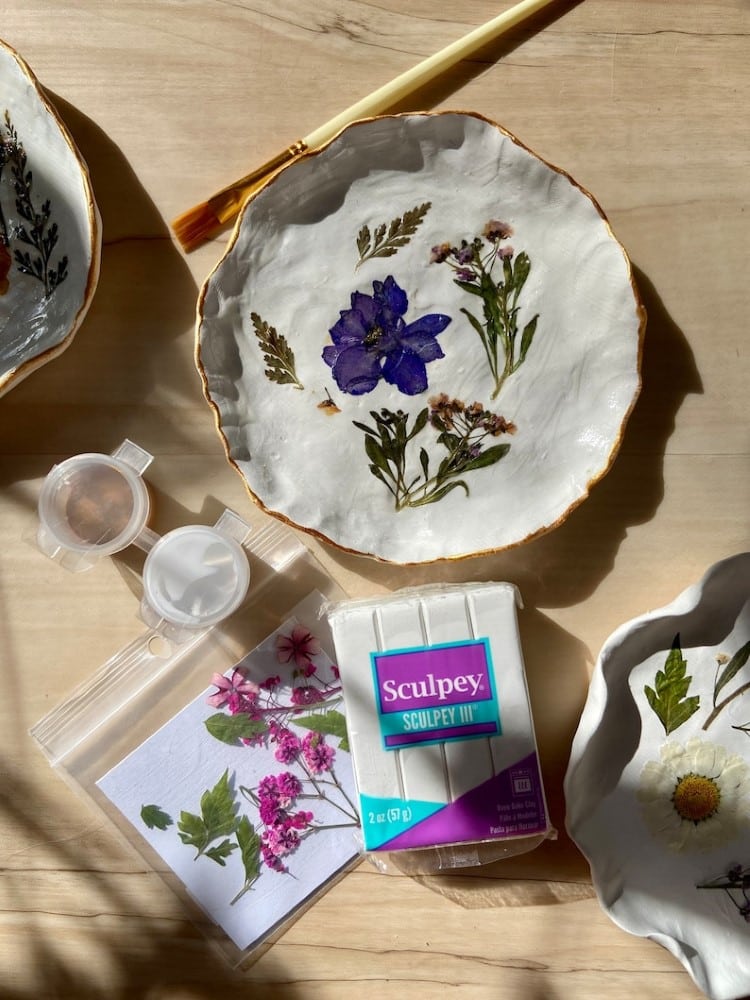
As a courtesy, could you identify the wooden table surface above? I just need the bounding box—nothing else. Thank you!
[1,1,748,997]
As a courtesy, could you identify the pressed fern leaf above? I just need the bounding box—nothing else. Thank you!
[250,311,303,389]
[356,202,431,268]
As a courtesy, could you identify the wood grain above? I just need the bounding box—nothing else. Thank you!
[1,1,747,997]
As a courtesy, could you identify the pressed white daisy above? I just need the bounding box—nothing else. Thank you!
[637,737,750,852]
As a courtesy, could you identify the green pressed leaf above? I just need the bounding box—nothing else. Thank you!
[200,770,240,839]
[352,419,378,437]
[408,408,430,440]
[512,251,531,294]
[436,431,462,452]
[368,464,390,488]
[643,635,700,735]
[140,804,173,831]
[714,640,750,703]
[419,446,430,481]
[250,311,303,389]
[422,480,470,504]
[502,255,514,289]
[454,279,483,297]
[178,810,209,852]
[294,708,350,752]
[518,315,539,363]
[236,815,261,885]
[460,442,511,472]
[364,433,390,473]
[177,770,240,858]
[355,202,431,268]
[205,712,268,746]
[460,306,488,342]
[204,839,238,867]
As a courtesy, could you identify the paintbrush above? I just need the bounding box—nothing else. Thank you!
[172,0,559,252]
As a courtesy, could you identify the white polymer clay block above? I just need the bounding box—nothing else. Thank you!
[327,582,552,853]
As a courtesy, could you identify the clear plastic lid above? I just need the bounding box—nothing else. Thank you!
[142,523,251,629]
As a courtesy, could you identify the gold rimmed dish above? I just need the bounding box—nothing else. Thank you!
[0,38,100,397]
[197,111,644,564]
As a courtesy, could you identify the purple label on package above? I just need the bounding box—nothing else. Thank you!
[371,639,501,749]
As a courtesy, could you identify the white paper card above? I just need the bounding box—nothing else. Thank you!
[97,595,360,951]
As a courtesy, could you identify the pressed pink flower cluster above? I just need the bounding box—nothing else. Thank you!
[206,624,357,877]
[206,624,341,743]
[268,721,335,774]
[256,772,314,872]
[255,722,339,870]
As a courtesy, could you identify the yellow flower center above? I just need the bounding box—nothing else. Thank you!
[672,772,721,823]
[364,324,384,348]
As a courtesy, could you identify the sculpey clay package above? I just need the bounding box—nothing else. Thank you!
[326,582,556,874]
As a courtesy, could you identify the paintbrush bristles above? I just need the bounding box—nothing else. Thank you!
[172,0,559,251]
[172,201,220,253]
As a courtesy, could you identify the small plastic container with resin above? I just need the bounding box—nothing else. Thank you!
[36,441,252,641]
[37,440,153,572]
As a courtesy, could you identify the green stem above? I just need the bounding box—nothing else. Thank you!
[230,875,260,905]
[703,679,750,731]
[329,767,359,820]
[399,423,486,508]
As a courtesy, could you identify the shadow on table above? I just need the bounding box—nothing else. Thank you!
[325,263,702,609]
[0,94,202,488]
[0,753,306,1000]
[0,96,299,999]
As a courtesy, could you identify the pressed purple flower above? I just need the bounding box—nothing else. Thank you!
[429,242,452,264]
[454,242,475,265]
[290,685,325,707]
[259,797,282,825]
[227,691,250,715]
[263,823,300,857]
[275,772,303,806]
[261,674,281,690]
[274,730,302,764]
[276,625,321,670]
[302,731,336,774]
[322,275,451,396]
[497,245,514,260]
[260,842,286,871]
[206,668,260,709]
[455,268,476,283]
[289,809,314,830]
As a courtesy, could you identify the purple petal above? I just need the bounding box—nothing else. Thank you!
[322,344,341,367]
[399,330,446,362]
[402,313,451,338]
[329,308,369,347]
[382,349,428,395]
[349,291,378,327]
[374,276,408,318]
[331,344,382,395]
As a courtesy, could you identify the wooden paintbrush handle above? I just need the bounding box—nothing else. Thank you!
[304,0,558,149]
